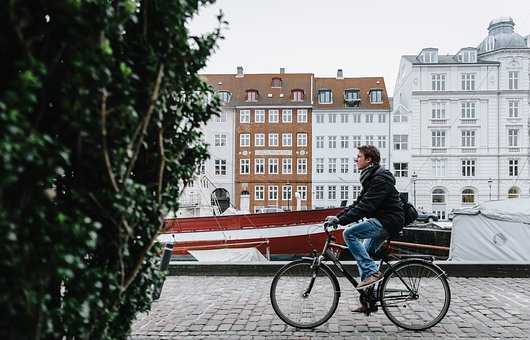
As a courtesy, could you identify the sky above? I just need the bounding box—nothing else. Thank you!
[189,0,530,95]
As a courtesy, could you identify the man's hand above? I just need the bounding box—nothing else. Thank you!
[324,215,339,227]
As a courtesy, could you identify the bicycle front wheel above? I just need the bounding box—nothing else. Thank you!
[270,259,340,329]
[379,260,451,330]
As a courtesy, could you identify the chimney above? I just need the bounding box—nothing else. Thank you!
[337,69,344,79]
[280,67,285,74]
[236,66,244,78]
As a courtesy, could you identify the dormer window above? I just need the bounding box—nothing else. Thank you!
[318,89,332,104]
[369,89,383,104]
[246,90,258,102]
[486,36,495,51]
[344,89,361,107]
[218,91,232,103]
[292,89,304,102]
[458,49,477,63]
[421,49,438,63]
[271,77,282,88]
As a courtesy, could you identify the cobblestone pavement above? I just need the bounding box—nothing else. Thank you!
[131,276,530,339]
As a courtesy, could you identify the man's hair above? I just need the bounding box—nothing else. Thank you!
[357,145,381,165]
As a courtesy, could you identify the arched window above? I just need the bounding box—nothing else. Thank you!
[508,186,520,199]
[432,188,446,204]
[461,188,475,204]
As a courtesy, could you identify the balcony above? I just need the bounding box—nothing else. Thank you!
[460,118,478,125]
[431,148,447,154]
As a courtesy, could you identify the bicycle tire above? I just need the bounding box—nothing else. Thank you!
[379,259,451,330]
[270,259,340,329]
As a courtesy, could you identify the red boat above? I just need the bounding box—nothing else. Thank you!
[161,208,344,260]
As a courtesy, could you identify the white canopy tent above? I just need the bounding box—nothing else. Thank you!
[448,198,530,263]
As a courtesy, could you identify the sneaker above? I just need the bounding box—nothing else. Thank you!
[357,271,383,290]
[351,303,378,315]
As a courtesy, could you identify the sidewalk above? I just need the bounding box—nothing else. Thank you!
[131,276,530,339]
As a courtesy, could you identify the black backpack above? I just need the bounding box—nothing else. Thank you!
[400,196,418,227]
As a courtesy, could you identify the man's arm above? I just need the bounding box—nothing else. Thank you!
[337,177,389,225]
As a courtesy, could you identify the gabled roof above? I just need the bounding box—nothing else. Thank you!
[314,77,390,110]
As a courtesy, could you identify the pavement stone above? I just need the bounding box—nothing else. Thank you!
[130,276,530,339]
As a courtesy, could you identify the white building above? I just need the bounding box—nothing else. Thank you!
[393,17,530,219]
[312,71,392,208]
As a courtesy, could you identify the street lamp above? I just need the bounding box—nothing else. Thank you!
[488,178,493,201]
[411,172,418,206]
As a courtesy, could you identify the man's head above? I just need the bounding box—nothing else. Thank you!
[356,145,380,170]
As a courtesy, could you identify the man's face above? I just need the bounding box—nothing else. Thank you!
[356,152,371,170]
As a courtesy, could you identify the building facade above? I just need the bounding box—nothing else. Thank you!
[393,17,530,219]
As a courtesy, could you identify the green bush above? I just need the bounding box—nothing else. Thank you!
[0,1,225,338]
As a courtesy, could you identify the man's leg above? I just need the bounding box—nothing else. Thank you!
[365,228,390,272]
[342,218,386,281]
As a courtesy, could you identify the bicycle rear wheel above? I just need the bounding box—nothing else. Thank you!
[379,260,450,330]
[270,259,340,329]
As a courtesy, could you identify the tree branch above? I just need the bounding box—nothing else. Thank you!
[100,88,120,192]
[157,127,165,205]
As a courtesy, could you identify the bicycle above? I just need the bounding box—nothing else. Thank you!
[270,221,451,331]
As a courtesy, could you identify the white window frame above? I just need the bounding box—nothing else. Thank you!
[508,100,519,118]
[461,130,476,147]
[239,110,250,123]
[316,136,324,149]
[255,158,265,174]
[393,135,408,150]
[340,185,349,200]
[431,130,446,148]
[282,109,292,123]
[340,136,349,149]
[328,158,337,173]
[432,159,447,177]
[297,158,307,174]
[268,186,278,200]
[328,136,337,149]
[328,185,336,200]
[508,159,519,177]
[315,114,324,123]
[461,102,477,119]
[431,102,446,119]
[268,109,279,123]
[508,71,519,90]
[296,186,307,201]
[315,158,324,174]
[254,185,264,200]
[393,163,408,177]
[508,129,519,147]
[282,133,292,147]
[318,89,333,104]
[254,109,265,123]
[240,159,250,175]
[340,158,349,174]
[268,133,279,147]
[282,185,292,201]
[315,185,324,200]
[214,134,227,146]
[255,133,265,147]
[461,159,476,177]
[214,159,226,175]
[297,133,307,147]
[282,158,292,174]
[240,133,250,147]
[268,158,278,174]
[369,90,383,103]
[297,109,308,123]
[461,73,476,91]
[431,73,446,91]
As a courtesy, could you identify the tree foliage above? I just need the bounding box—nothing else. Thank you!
[0,1,224,338]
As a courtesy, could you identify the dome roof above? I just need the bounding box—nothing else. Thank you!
[478,17,527,53]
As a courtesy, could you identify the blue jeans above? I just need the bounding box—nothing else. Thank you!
[343,218,389,281]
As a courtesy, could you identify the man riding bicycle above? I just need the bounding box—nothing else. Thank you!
[326,145,404,312]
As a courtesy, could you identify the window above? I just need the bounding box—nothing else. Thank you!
[352,185,361,200]
[340,136,349,149]
[340,158,349,174]
[423,50,438,63]
[297,109,308,122]
[240,159,250,175]
[393,111,408,123]
[393,135,408,150]
[315,114,324,123]
[297,186,307,201]
[271,78,282,87]
[509,159,519,176]
[508,100,519,118]
[328,136,337,149]
[431,73,446,91]
[370,90,383,103]
[282,186,292,201]
[282,158,292,174]
[432,188,446,204]
[215,111,227,122]
[255,133,265,147]
[269,186,278,200]
[218,91,231,103]
[365,135,374,145]
[315,186,324,200]
[378,114,386,123]
[214,159,226,175]
[240,133,250,147]
[268,158,278,174]
[255,158,265,174]
[246,90,258,102]
[377,136,386,149]
[486,36,495,51]
[508,129,519,147]
[214,134,226,146]
[316,136,324,149]
[460,50,477,63]
[508,71,519,90]
[462,188,475,204]
[353,113,361,123]
[282,133,292,147]
[352,162,359,174]
[318,89,332,104]
[328,158,337,173]
[340,113,349,123]
[328,185,336,200]
[431,130,446,148]
[461,159,476,177]
[239,110,250,123]
[255,185,264,200]
[292,90,304,102]
[352,135,362,147]
[328,114,337,123]
[344,89,360,102]
[340,185,349,200]
[393,163,408,177]
[297,158,307,174]
[268,133,279,146]
[461,102,476,119]
[297,133,307,147]
[431,102,446,119]
[315,158,324,174]
[255,109,265,123]
[282,109,292,123]
[508,186,520,199]
[432,159,447,177]
[269,109,279,123]
[461,130,476,147]
[365,113,374,123]
[461,73,476,91]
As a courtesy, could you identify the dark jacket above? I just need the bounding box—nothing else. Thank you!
[336,165,405,236]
